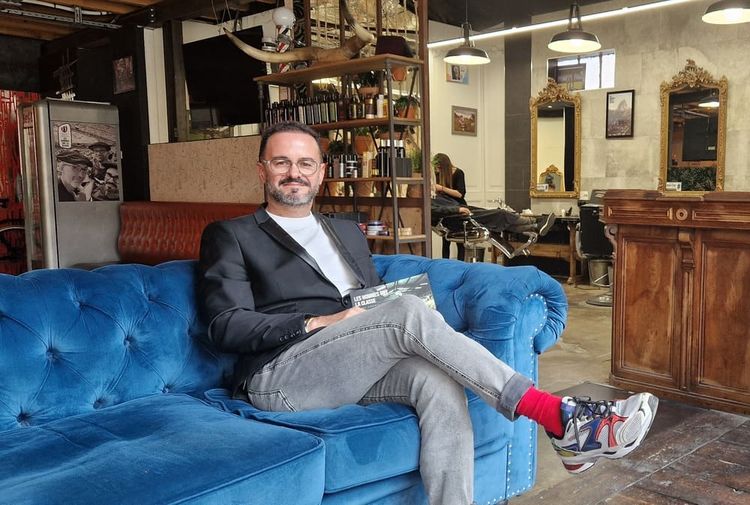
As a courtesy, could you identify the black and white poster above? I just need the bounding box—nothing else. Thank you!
[52,121,121,202]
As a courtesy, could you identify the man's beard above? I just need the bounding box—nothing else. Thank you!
[265,177,319,207]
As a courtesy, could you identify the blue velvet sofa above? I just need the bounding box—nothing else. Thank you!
[0,254,566,505]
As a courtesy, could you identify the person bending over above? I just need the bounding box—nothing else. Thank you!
[433,153,468,260]
[198,121,658,505]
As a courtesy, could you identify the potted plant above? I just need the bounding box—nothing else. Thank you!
[353,127,375,156]
[356,71,380,98]
[393,95,420,119]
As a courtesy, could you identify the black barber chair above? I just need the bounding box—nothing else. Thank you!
[578,191,613,306]
[434,214,537,263]
[434,216,490,262]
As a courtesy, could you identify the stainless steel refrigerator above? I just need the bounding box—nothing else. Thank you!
[18,98,123,269]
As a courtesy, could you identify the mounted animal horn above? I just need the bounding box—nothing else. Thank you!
[224,0,376,65]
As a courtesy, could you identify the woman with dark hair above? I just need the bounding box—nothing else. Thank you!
[431,153,556,259]
[433,153,467,260]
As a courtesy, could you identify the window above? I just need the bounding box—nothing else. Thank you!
[548,50,615,91]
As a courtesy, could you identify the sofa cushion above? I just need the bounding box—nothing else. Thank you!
[0,394,325,505]
[204,388,512,494]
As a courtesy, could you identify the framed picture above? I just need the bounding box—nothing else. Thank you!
[451,106,477,136]
[113,56,135,94]
[606,89,635,138]
[445,63,468,84]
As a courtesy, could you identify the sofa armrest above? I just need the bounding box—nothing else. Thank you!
[373,255,567,356]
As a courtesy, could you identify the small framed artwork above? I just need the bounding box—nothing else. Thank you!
[606,89,635,138]
[113,56,136,95]
[451,106,477,136]
[445,64,468,84]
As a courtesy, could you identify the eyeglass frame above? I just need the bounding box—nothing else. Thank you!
[259,156,325,175]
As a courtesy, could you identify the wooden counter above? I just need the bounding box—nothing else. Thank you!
[604,189,750,414]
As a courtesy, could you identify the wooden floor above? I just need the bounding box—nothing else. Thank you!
[511,383,750,505]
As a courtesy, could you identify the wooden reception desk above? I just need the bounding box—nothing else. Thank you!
[603,190,750,414]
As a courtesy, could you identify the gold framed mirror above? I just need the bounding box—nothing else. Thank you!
[659,59,727,194]
[530,78,581,199]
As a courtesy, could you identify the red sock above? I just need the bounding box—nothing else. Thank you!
[515,387,564,437]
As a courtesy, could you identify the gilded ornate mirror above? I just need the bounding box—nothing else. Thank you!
[659,59,727,193]
[530,79,581,198]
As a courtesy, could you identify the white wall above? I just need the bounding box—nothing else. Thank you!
[428,21,505,209]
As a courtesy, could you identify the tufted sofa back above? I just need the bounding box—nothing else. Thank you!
[118,201,259,265]
[0,260,234,432]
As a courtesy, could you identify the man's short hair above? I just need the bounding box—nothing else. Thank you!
[258,121,322,160]
[57,150,92,167]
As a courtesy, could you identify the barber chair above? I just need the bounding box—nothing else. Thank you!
[434,216,489,262]
[578,192,613,307]
[434,214,536,262]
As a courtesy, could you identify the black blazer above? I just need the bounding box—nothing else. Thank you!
[198,207,382,393]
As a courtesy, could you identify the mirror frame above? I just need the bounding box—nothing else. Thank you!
[530,78,581,199]
[658,59,728,194]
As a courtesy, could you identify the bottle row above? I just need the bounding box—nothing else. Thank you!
[325,139,411,179]
[264,91,391,126]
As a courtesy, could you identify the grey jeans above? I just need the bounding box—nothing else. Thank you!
[247,294,533,505]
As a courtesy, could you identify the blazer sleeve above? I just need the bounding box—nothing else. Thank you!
[198,221,310,355]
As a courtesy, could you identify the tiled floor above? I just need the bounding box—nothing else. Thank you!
[509,283,750,504]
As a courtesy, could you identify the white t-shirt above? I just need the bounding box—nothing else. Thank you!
[267,211,360,296]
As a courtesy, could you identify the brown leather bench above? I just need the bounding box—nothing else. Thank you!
[118,201,260,265]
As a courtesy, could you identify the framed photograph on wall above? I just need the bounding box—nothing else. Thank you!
[451,106,477,136]
[113,56,136,95]
[606,89,635,138]
[445,64,468,84]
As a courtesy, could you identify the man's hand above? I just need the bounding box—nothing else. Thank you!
[458,206,471,216]
[306,307,365,332]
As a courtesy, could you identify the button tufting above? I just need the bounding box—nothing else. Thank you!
[16,412,30,424]
[46,348,59,362]
[93,398,105,409]
[124,335,133,346]
[161,384,172,393]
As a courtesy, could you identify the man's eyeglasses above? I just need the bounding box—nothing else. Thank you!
[260,157,322,175]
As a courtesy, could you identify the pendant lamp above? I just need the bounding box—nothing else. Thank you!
[548,3,601,54]
[702,0,750,24]
[444,0,490,66]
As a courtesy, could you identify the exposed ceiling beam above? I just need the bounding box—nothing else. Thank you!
[25,0,141,15]
[0,15,75,39]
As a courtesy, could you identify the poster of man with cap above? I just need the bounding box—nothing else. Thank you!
[52,121,121,202]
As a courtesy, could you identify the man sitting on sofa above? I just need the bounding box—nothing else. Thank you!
[198,121,658,505]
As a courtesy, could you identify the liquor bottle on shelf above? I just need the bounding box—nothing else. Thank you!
[328,92,338,124]
[338,90,348,121]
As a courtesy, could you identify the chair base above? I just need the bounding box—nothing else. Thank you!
[586,291,613,307]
